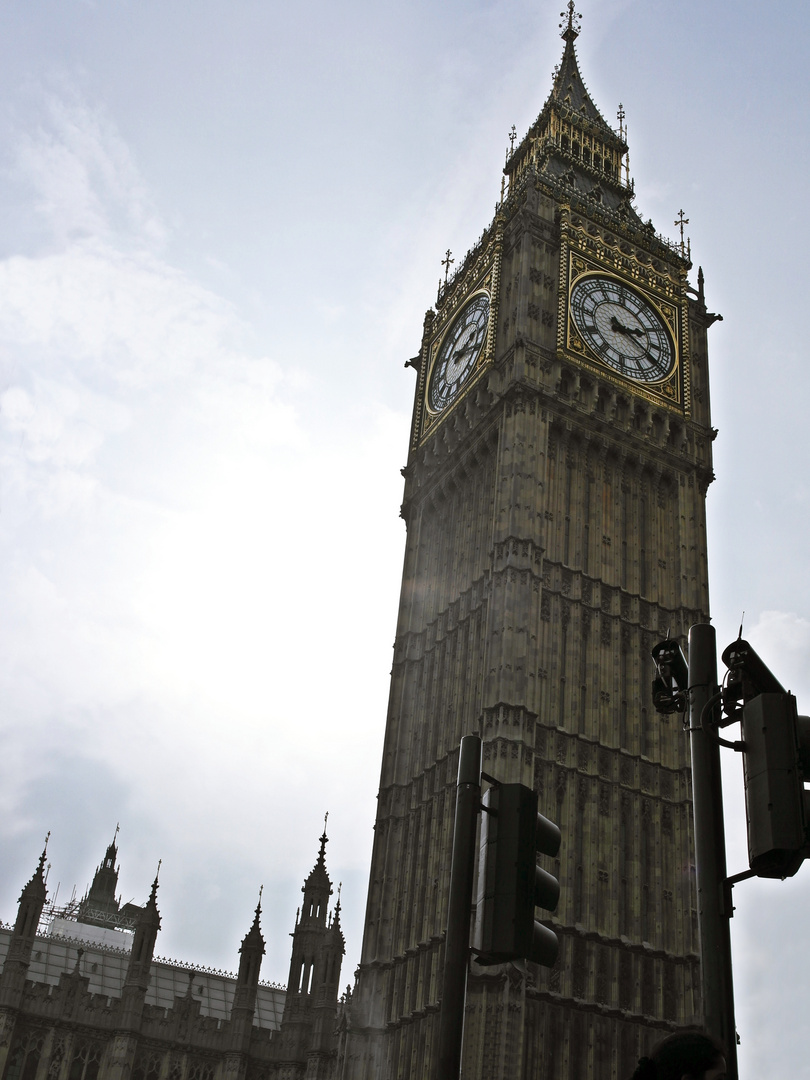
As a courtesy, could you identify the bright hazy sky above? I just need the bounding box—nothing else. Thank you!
[1,1,809,1074]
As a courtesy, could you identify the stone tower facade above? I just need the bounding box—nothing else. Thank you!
[346,8,717,1079]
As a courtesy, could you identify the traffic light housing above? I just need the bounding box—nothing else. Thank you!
[474,783,560,967]
[739,692,810,878]
[721,637,810,878]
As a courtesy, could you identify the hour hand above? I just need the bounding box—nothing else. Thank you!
[610,315,644,337]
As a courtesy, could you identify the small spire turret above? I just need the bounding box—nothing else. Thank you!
[280,825,345,1069]
[238,895,266,966]
[231,894,266,1049]
[0,841,50,1008]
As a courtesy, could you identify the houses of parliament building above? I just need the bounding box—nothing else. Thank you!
[1,6,718,1079]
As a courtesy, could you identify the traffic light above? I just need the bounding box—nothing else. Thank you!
[473,783,560,967]
[738,693,810,878]
[721,638,810,878]
[651,638,689,715]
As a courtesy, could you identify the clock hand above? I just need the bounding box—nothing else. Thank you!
[610,315,644,338]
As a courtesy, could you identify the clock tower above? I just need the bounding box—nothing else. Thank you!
[346,7,716,1079]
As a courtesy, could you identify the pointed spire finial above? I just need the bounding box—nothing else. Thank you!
[317,815,329,866]
[332,883,343,930]
[38,832,50,873]
[559,2,582,42]
[149,860,161,903]
[441,249,454,287]
[674,209,690,256]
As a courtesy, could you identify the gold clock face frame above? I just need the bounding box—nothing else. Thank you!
[564,249,685,408]
[426,291,491,415]
[569,274,676,384]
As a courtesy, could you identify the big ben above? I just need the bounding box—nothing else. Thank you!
[346,6,716,1078]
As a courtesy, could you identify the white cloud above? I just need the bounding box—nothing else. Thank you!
[13,91,165,249]
[0,81,406,980]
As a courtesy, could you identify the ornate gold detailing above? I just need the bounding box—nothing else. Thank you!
[561,219,688,411]
[419,239,500,443]
[560,2,582,41]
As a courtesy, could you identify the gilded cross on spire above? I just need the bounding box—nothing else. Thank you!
[559,2,582,41]
[674,209,690,255]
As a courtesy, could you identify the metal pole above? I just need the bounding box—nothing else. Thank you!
[436,735,482,1080]
[688,623,738,1079]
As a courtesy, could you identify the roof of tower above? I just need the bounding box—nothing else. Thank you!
[103,825,119,867]
[303,817,333,894]
[138,866,162,930]
[240,897,266,955]
[541,2,618,142]
[499,2,655,236]
[19,838,49,905]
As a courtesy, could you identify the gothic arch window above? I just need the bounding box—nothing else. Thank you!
[4,1031,43,1080]
[187,1059,216,1080]
[67,1043,102,1080]
[561,134,569,152]
[131,1053,162,1080]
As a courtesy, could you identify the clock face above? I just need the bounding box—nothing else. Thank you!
[428,293,490,412]
[570,275,675,383]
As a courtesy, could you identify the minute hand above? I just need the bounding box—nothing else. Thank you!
[610,315,644,338]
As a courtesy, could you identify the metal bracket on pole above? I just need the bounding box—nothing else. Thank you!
[721,869,757,920]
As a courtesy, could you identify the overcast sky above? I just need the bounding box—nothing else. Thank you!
[1,0,809,1074]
